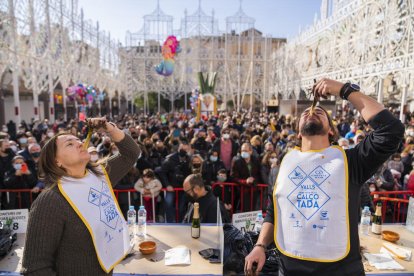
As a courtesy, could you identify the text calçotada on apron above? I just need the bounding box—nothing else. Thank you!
[274,146,350,262]
[58,165,130,273]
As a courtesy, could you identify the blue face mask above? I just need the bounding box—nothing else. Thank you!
[210,156,218,162]
[241,152,250,159]
[13,163,22,170]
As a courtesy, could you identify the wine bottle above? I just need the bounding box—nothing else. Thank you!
[371,202,382,235]
[191,202,200,239]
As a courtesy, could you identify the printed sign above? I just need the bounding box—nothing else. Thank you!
[232,210,262,234]
[287,166,331,221]
[0,209,28,233]
[406,197,414,233]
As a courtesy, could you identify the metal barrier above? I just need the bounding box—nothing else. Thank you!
[0,187,185,223]
[371,191,414,223]
[0,189,36,209]
[211,182,268,214]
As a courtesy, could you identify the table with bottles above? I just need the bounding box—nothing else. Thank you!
[114,223,223,275]
[360,224,414,275]
[0,224,223,275]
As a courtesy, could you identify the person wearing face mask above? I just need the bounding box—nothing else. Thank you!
[212,128,239,172]
[88,147,100,162]
[406,126,414,138]
[260,151,279,196]
[109,144,120,156]
[97,136,112,157]
[159,139,192,222]
[230,143,261,212]
[149,140,168,169]
[192,129,210,159]
[182,174,230,224]
[17,135,29,149]
[203,150,226,186]
[136,138,154,172]
[261,142,275,160]
[0,139,16,205]
[25,144,44,194]
[17,136,37,162]
[4,155,36,209]
[214,169,233,211]
[190,154,205,175]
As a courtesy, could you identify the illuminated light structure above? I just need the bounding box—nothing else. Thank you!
[271,0,414,121]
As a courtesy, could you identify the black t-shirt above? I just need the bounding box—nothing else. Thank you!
[264,110,404,276]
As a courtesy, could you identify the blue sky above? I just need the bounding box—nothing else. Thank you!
[77,0,322,44]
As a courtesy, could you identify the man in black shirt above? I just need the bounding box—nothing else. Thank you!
[244,78,404,276]
[182,174,230,223]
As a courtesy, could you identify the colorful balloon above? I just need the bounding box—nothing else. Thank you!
[155,35,181,77]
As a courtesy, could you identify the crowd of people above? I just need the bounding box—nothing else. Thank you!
[1,105,414,222]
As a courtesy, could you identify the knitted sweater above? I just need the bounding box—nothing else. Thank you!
[21,134,140,276]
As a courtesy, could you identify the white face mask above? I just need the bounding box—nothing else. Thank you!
[223,134,230,140]
[90,154,99,162]
[47,132,54,138]
[112,150,119,155]
[10,145,17,152]
[369,187,376,193]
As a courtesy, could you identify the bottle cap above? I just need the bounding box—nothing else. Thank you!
[363,206,370,211]
[129,206,134,210]
[139,205,145,210]
[258,213,263,217]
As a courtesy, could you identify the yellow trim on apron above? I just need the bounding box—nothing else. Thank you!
[58,165,128,273]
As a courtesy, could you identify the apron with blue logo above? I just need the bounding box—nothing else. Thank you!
[274,146,350,262]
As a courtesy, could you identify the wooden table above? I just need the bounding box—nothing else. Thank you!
[0,224,223,275]
[361,224,414,275]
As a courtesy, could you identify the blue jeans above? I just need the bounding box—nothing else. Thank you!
[164,191,176,223]
[164,191,187,223]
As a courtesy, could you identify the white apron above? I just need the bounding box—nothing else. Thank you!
[58,166,130,273]
[274,146,350,262]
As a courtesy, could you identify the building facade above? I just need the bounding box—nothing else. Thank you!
[123,1,286,113]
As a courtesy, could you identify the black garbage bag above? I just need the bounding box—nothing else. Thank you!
[223,224,279,275]
[0,227,17,260]
[223,224,252,274]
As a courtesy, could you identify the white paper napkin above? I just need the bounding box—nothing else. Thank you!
[165,246,191,266]
[382,242,412,261]
[363,252,405,271]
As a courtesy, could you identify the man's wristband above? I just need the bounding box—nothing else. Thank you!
[254,243,267,251]
[339,82,350,100]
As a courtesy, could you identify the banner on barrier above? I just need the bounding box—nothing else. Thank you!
[407,197,414,233]
[232,210,262,234]
[0,209,28,233]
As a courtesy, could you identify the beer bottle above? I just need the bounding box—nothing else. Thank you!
[191,202,201,239]
[371,202,382,235]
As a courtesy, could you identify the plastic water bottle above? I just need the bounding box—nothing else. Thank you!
[137,205,147,238]
[254,213,264,232]
[127,206,136,239]
[360,206,371,235]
